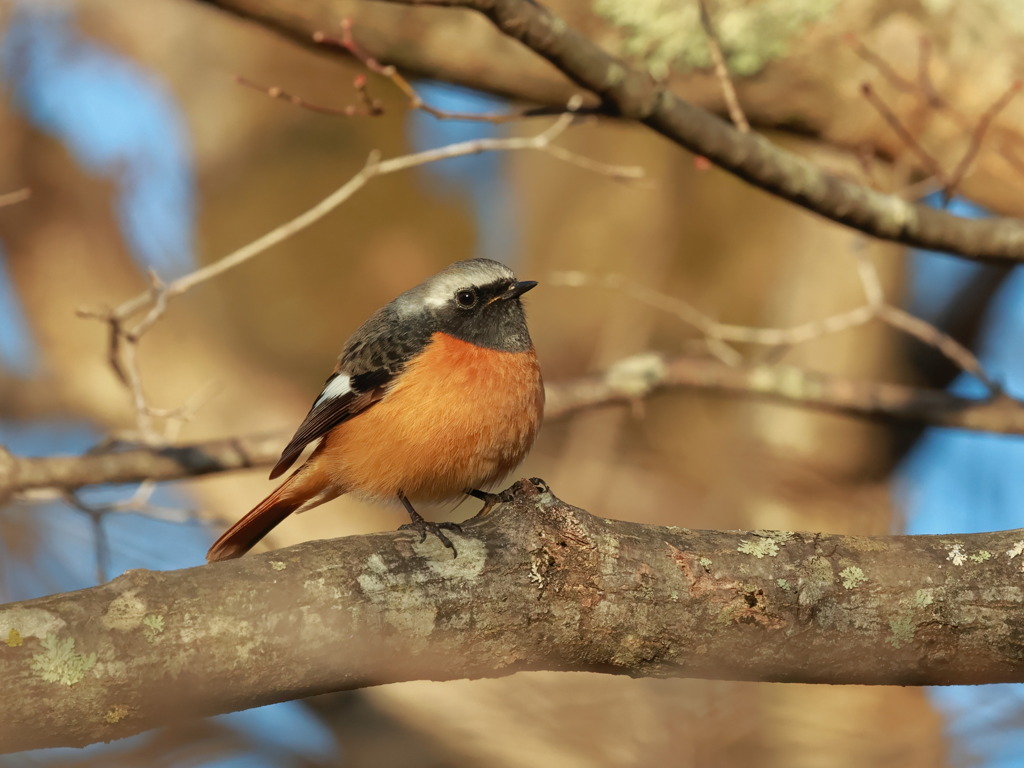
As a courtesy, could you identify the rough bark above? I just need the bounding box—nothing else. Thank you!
[2,479,1024,753]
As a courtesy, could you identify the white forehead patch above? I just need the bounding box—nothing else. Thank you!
[418,259,516,309]
[313,374,351,407]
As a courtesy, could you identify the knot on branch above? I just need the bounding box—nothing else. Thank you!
[484,476,599,550]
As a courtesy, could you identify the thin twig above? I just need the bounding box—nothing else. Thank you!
[852,242,884,308]
[236,75,374,117]
[550,244,996,393]
[944,80,1022,204]
[861,82,948,187]
[60,491,111,584]
[853,34,1024,186]
[877,304,993,388]
[240,19,565,125]
[696,0,749,133]
[916,36,948,111]
[155,99,633,303]
[79,98,643,448]
[848,34,917,94]
[557,269,881,349]
[0,188,31,208]
[312,20,524,123]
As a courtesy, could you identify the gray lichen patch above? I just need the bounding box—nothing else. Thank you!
[887,616,915,649]
[738,538,779,559]
[749,365,825,401]
[604,62,627,89]
[797,556,834,606]
[979,586,1024,604]
[356,553,445,647]
[423,537,487,580]
[946,544,967,566]
[102,591,147,631]
[605,353,666,397]
[30,635,97,686]
[104,704,131,725]
[356,553,391,594]
[541,12,568,36]
[839,566,867,590]
[738,531,794,559]
[914,589,935,608]
[594,0,839,78]
[0,607,64,642]
[943,544,994,566]
[142,614,165,643]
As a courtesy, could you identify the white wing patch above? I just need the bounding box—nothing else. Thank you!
[314,374,352,407]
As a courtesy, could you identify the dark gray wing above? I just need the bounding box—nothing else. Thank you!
[268,306,433,479]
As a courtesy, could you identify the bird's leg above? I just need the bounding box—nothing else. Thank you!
[397,492,459,556]
[467,487,516,518]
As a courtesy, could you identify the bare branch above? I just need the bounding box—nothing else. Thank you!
[77,103,643,445]
[848,34,917,94]
[876,304,990,385]
[314,20,521,123]
[860,82,947,188]
[368,0,1024,263]
[944,79,1022,204]
[112,105,635,323]
[852,33,1024,189]
[542,353,1024,434]
[236,74,381,117]
[550,263,994,389]
[0,188,31,208]
[3,479,1024,752]
[241,18,556,124]
[0,434,279,498]
[696,0,749,133]
[5,356,1024,499]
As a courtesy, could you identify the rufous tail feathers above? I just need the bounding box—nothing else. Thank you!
[206,466,334,563]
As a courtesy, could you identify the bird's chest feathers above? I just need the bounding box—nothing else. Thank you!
[389,332,542,435]
[324,332,542,498]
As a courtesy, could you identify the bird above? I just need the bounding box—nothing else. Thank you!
[206,258,544,562]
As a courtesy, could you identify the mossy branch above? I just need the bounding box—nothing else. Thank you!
[3,479,1024,753]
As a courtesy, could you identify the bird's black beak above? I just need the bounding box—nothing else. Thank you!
[501,280,538,301]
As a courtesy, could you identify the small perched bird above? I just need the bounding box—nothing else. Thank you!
[206,258,544,562]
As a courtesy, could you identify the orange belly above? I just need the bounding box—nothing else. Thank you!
[312,332,544,501]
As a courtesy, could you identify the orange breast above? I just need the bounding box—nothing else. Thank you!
[314,332,544,501]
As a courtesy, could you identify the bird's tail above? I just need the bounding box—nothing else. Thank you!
[206,465,337,563]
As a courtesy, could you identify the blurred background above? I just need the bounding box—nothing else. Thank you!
[2,0,1024,765]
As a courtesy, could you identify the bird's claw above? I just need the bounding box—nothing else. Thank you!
[398,519,460,557]
[467,487,515,518]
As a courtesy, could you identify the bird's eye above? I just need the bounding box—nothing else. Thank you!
[455,288,478,309]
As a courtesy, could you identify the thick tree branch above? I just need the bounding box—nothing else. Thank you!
[3,479,1024,752]
[3,355,1023,497]
[195,0,1024,262]
[378,0,1024,263]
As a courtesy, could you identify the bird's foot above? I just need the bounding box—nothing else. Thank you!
[467,487,516,518]
[398,494,459,557]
